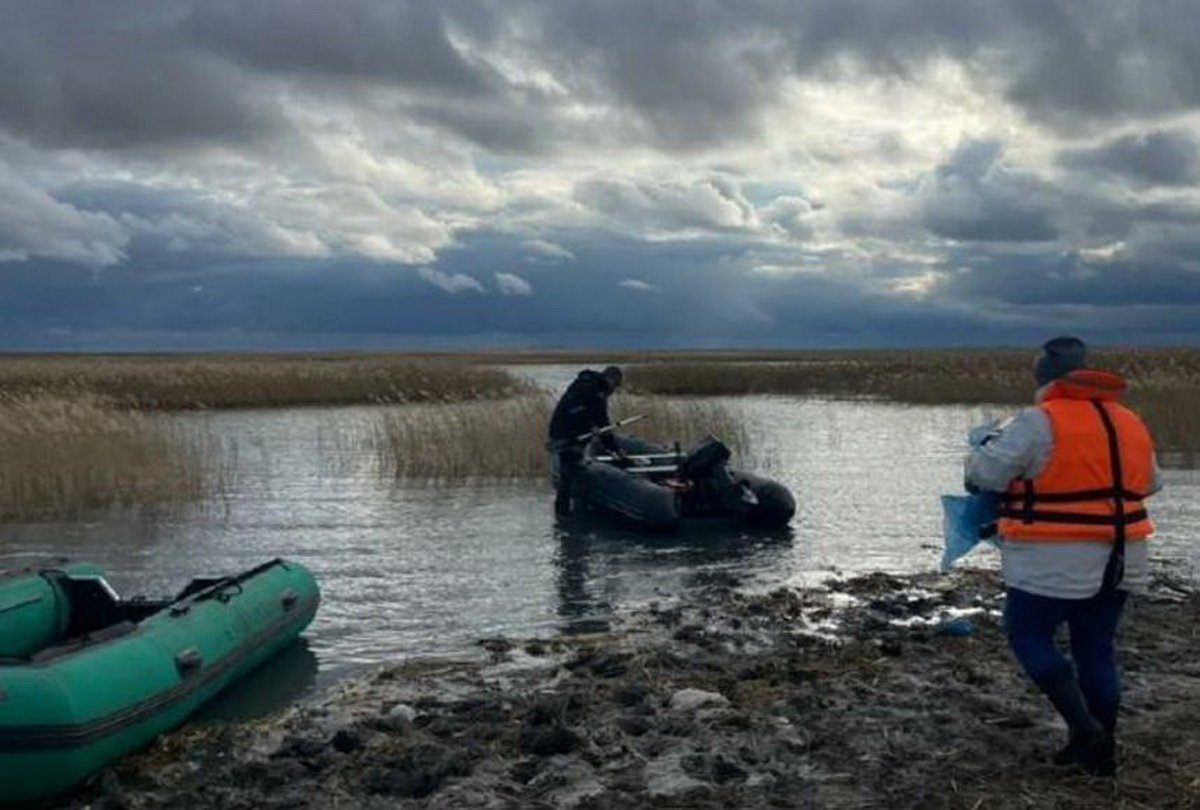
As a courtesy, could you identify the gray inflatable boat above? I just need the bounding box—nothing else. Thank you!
[555,435,795,531]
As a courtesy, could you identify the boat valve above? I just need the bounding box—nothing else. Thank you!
[175,648,204,678]
[281,588,299,612]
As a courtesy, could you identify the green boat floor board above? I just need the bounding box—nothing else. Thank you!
[0,558,319,803]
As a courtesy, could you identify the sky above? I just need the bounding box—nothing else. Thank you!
[2,1,1200,350]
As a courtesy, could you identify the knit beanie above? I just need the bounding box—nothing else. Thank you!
[1033,336,1088,387]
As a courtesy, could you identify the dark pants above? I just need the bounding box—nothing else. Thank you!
[553,445,584,514]
[1005,587,1128,733]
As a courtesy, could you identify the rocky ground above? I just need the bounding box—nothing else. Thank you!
[70,569,1200,810]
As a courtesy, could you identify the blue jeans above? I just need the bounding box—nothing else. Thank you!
[1004,587,1128,732]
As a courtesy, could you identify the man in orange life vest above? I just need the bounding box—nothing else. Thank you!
[965,336,1161,776]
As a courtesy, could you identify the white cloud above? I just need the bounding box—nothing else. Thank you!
[1076,241,1129,264]
[495,272,533,295]
[0,162,129,268]
[417,267,484,293]
[751,263,824,277]
[522,238,574,261]
[619,278,657,292]
[760,195,820,242]
[887,270,944,299]
[120,208,328,259]
[575,174,758,239]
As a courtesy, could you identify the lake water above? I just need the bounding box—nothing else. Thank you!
[2,366,1197,712]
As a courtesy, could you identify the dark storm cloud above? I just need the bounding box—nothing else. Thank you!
[1003,0,1200,128]
[1059,130,1200,187]
[3,230,1199,349]
[522,1,791,149]
[935,246,1200,308]
[0,2,280,149]
[5,1,1200,153]
[518,0,1200,141]
[406,98,555,155]
[0,234,916,346]
[4,1,1200,348]
[183,1,493,95]
[918,141,1059,243]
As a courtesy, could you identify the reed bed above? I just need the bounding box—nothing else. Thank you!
[0,394,221,522]
[375,395,749,481]
[626,348,1200,452]
[0,355,531,410]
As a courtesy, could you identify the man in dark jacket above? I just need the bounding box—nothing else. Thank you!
[548,365,624,515]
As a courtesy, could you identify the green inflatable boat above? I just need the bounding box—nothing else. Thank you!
[0,557,319,803]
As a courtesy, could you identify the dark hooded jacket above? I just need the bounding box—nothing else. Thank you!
[548,370,618,451]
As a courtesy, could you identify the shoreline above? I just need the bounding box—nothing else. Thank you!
[70,568,1200,809]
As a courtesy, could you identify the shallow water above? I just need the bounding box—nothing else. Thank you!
[2,367,1197,714]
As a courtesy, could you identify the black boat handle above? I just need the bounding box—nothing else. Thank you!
[281,588,299,612]
[215,583,244,604]
[175,648,203,678]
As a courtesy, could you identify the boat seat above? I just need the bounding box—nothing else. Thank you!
[29,621,138,663]
[59,576,124,638]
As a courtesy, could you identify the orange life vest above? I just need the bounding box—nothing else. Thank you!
[997,369,1155,543]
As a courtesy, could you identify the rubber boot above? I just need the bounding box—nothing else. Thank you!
[1054,716,1117,774]
[1052,735,1088,766]
[1085,716,1117,777]
[1038,670,1113,776]
[1084,734,1117,777]
[554,486,571,516]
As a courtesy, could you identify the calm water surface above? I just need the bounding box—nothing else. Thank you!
[3,366,1197,711]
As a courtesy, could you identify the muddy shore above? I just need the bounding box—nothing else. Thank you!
[71,569,1199,810]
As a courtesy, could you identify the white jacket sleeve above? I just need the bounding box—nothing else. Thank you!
[964,407,1053,493]
[1149,452,1164,496]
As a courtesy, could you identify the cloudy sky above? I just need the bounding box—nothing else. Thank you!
[3,1,1200,349]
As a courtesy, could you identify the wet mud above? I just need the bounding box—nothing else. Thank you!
[71,569,1200,809]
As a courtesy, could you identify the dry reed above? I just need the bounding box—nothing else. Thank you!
[0,355,531,410]
[626,348,1200,452]
[375,394,749,481]
[0,394,221,522]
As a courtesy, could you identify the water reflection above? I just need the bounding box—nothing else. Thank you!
[554,527,609,634]
[552,514,794,634]
[195,639,319,722]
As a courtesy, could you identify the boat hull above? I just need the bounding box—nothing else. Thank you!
[0,558,319,803]
[559,436,796,531]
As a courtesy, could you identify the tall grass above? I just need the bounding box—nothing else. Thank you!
[0,355,531,410]
[375,395,749,481]
[0,394,222,522]
[626,349,1200,452]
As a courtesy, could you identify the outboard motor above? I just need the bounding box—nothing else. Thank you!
[679,436,731,480]
[680,436,757,515]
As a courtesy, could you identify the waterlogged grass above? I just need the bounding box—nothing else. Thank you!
[626,349,1200,453]
[375,395,749,481]
[0,395,222,522]
[0,355,532,410]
